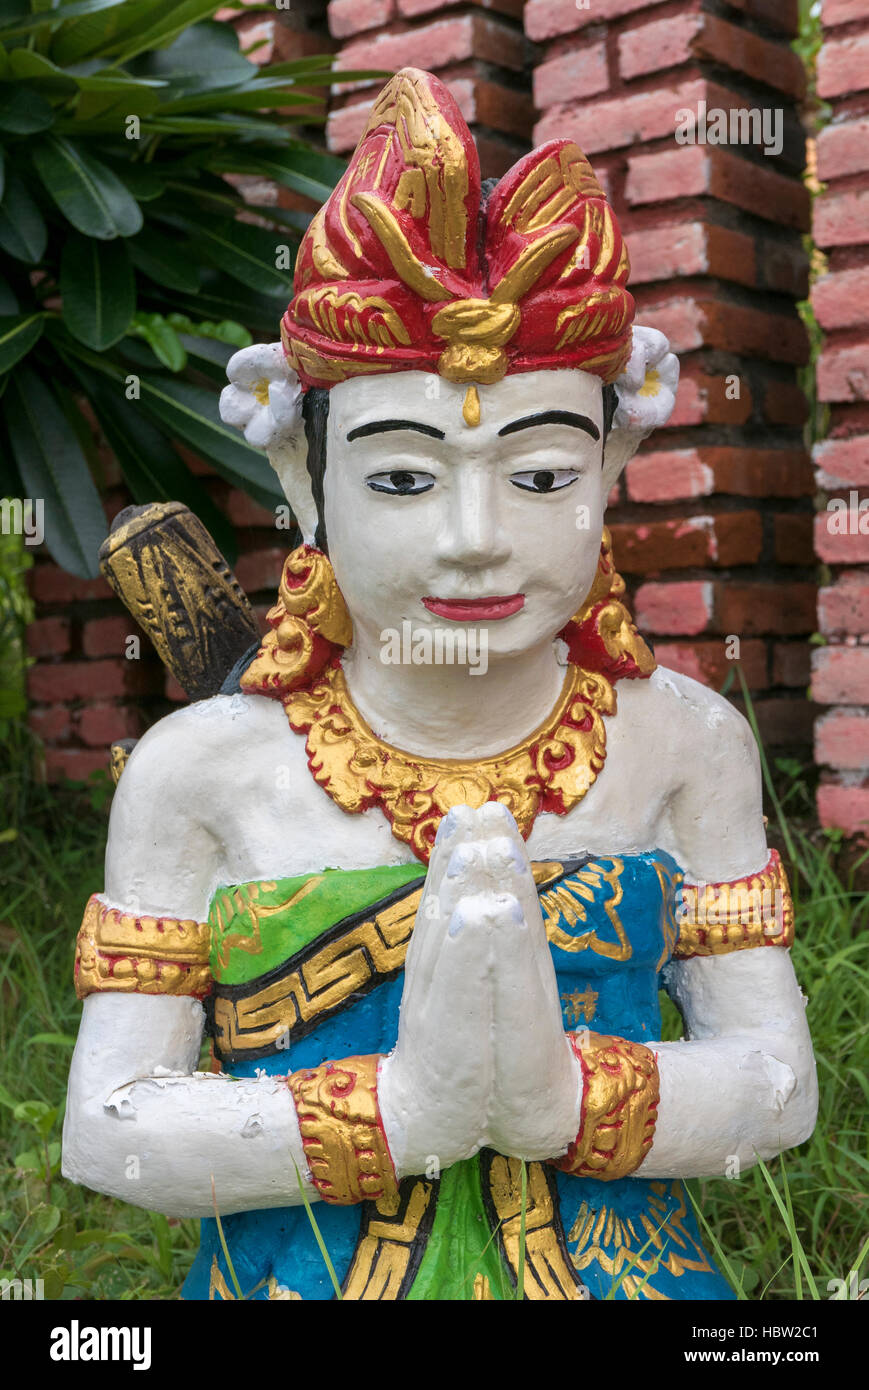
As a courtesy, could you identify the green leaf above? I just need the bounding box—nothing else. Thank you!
[135,18,256,95]
[5,368,107,577]
[32,136,142,238]
[0,0,127,39]
[6,49,78,94]
[25,1033,77,1048]
[114,0,230,65]
[0,312,44,374]
[127,225,201,292]
[0,174,47,263]
[167,212,294,295]
[129,310,186,370]
[60,233,135,349]
[85,371,237,561]
[0,84,55,133]
[136,373,283,508]
[0,275,18,313]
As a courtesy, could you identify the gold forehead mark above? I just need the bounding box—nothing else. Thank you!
[462,385,481,428]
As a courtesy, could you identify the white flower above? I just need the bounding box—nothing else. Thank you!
[613,325,679,435]
[219,343,302,451]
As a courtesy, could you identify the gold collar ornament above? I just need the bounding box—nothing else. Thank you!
[240,533,654,864]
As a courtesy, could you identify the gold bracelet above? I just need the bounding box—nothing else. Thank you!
[674,849,794,959]
[75,894,212,1000]
[553,1032,659,1180]
[288,1054,399,1206]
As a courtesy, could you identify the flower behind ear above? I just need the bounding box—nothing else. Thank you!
[613,325,679,435]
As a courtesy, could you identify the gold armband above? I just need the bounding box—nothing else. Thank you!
[673,849,794,959]
[288,1054,399,1206]
[75,894,212,1000]
[553,1032,659,1180]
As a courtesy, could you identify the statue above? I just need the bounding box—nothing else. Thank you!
[62,69,817,1301]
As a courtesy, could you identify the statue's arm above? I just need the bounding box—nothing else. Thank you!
[635,675,818,1178]
[62,714,319,1218]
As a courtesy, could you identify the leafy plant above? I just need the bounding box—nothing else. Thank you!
[0,0,364,574]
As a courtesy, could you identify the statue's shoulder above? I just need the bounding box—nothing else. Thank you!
[615,664,759,785]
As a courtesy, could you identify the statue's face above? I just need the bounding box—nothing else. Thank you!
[324,369,607,663]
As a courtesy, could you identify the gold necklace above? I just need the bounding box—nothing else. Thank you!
[284,662,616,864]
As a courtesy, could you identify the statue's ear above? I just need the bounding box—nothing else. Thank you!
[220,344,319,545]
[602,326,679,492]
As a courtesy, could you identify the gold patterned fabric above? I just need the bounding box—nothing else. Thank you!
[287,1054,399,1206]
[674,849,794,958]
[74,895,212,1000]
[553,1032,659,1181]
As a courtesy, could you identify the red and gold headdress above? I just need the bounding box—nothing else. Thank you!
[282,68,634,391]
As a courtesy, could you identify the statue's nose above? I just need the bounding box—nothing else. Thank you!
[434,470,512,569]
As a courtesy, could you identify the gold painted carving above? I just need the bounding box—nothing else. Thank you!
[674,851,794,958]
[296,286,411,349]
[209,877,325,972]
[241,547,352,696]
[288,1054,399,1206]
[500,143,605,234]
[341,1179,435,1299]
[285,661,614,863]
[210,885,422,1057]
[568,1180,713,1300]
[75,895,211,1000]
[540,859,632,961]
[487,1156,587,1299]
[555,1032,659,1181]
[208,1256,302,1300]
[462,384,481,427]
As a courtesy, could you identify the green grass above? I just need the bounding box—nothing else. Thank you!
[1,700,867,1300]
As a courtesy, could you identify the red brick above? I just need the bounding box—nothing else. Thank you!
[723,0,798,35]
[819,571,869,635]
[609,511,762,572]
[335,15,525,92]
[525,0,665,43]
[814,435,869,488]
[817,31,869,99]
[26,658,160,704]
[533,41,608,111]
[761,240,809,298]
[28,705,72,742]
[665,369,753,426]
[814,507,869,564]
[636,297,808,364]
[327,97,372,153]
[166,673,187,704]
[76,703,142,748]
[814,267,869,331]
[812,646,869,704]
[235,547,286,593]
[747,697,815,748]
[328,0,394,40]
[718,583,816,636]
[772,642,811,687]
[820,0,867,23]
[634,580,714,635]
[445,77,534,140]
[774,513,814,565]
[817,781,869,838]
[533,78,707,154]
[473,132,529,180]
[619,12,804,96]
[627,447,811,502]
[817,344,869,403]
[626,146,810,232]
[399,0,523,14]
[26,617,71,659]
[28,565,112,604]
[653,638,767,690]
[816,710,869,771]
[814,189,869,249]
[816,119,869,180]
[224,489,278,529]
[764,381,810,427]
[44,748,113,783]
[625,221,756,288]
[82,615,133,659]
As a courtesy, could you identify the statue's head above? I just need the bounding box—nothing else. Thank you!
[222,68,678,663]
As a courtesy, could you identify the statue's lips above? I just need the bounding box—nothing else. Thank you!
[421,594,525,622]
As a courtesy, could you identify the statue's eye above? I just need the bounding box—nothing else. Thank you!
[510,469,579,494]
[366,470,435,496]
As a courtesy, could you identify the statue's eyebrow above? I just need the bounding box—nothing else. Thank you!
[498,410,600,440]
[346,419,445,442]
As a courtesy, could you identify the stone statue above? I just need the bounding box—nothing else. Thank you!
[63,69,817,1301]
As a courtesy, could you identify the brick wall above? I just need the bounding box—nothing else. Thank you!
[26,0,827,785]
[811,0,869,837]
[528,0,815,753]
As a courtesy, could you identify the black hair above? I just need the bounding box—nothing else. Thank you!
[303,380,618,552]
